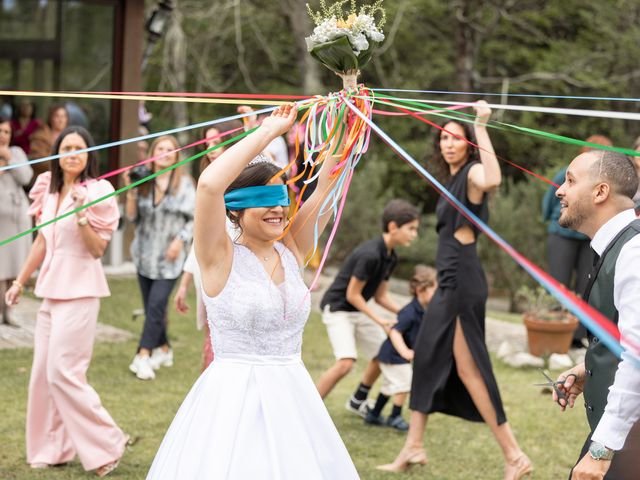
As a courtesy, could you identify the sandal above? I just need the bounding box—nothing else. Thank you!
[96,459,119,477]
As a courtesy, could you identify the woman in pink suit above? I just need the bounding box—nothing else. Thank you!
[5,126,128,477]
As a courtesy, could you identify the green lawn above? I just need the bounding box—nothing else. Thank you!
[487,310,525,325]
[0,278,588,479]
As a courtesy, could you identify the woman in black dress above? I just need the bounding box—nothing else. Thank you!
[377,101,532,479]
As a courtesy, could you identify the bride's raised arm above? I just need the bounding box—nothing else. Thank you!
[194,104,297,273]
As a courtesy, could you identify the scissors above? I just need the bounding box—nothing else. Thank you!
[533,369,576,404]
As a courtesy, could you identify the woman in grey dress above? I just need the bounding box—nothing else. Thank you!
[0,115,33,325]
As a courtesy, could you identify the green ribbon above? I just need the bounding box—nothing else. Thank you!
[0,128,255,248]
[365,90,640,157]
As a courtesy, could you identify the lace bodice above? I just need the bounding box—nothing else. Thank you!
[202,242,311,357]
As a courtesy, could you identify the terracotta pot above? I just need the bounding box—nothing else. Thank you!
[523,313,579,357]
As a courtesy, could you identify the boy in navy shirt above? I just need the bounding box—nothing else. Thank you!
[316,200,420,416]
[365,265,437,430]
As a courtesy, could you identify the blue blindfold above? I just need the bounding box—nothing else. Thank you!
[224,185,290,211]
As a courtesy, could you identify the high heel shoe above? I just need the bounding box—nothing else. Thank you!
[95,433,134,477]
[504,452,533,480]
[376,447,428,473]
[95,459,119,477]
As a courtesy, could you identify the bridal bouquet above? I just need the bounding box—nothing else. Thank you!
[306,0,386,89]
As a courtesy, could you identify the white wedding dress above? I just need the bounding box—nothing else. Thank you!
[147,242,359,479]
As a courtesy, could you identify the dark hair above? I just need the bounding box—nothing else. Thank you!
[47,104,68,129]
[49,126,100,193]
[381,199,420,232]
[588,150,639,199]
[409,264,437,296]
[13,99,36,121]
[429,120,479,182]
[0,115,10,144]
[225,161,282,231]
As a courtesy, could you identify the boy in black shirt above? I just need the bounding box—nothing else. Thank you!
[316,200,420,416]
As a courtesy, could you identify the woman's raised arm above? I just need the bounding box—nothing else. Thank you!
[194,104,298,271]
[468,100,501,195]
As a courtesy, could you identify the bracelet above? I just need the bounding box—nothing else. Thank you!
[77,216,89,227]
[12,280,23,293]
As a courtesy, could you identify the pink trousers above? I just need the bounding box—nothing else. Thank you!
[26,297,127,470]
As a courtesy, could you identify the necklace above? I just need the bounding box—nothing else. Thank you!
[241,243,274,262]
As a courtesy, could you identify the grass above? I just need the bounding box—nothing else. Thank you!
[0,278,588,479]
[487,309,525,325]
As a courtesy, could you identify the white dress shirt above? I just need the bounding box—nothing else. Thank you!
[264,136,289,170]
[590,209,640,450]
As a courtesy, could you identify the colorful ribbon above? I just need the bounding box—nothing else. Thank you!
[0,106,281,173]
[366,91,640,157]
[0,129,254,248]
[0,90,294,106]
[372,88,640,103]
[344,98,640,366]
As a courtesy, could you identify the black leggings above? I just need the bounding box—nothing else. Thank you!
[137,274,177,351]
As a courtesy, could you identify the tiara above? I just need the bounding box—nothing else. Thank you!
[248,153,273,166]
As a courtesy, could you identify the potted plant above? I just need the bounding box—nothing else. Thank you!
[517,286,579,357]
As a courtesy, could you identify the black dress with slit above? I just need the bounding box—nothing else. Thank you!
[409,160,507,424]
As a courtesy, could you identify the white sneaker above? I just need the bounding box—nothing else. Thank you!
[129,354,155,380]
[345,397,374,418]
[149,348,173,370]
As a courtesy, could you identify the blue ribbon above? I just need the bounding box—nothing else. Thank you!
[224,185,290,211]
[343,98,640,367]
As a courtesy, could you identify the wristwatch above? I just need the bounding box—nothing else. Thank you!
[588,441,615,461]
[77,216,89,227]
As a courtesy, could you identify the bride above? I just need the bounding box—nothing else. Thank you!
[147,103,359,479]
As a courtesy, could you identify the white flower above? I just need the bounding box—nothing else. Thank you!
[305,14,385,54]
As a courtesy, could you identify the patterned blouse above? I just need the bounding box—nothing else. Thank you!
[130,175,196,279]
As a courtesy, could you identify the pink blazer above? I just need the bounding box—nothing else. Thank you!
[28,172,120,300]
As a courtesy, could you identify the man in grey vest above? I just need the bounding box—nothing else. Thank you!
[552,149,640,480]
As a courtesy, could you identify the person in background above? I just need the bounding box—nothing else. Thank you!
[631,136,640,215]
[315,200,420,415]
[28,105,70,180]
[365,265,437,431]
[0,115,33,325]
[124,135,196,381]
[5,126,127,476]
[379,102,531,478]
[45,104,70,147]
[173,120,242,371]
[238,105,290,170]
[542,135,614,348]
[10,99,42,156]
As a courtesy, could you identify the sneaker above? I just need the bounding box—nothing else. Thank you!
[149,348,174,370]
[386,415,410,431]
[345,397,371,418]
[129,354,155,380]
[364,410,386,426]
